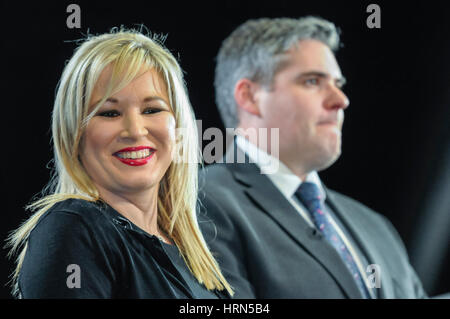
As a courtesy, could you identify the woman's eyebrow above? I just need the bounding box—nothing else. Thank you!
[90,97,117,108]
[90,96,169,108]
[142,96,169,105]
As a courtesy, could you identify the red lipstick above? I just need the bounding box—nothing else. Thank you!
[115,146,154,152]
[113,146,156,167]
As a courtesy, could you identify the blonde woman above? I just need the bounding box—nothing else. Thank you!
[6,28,233,299]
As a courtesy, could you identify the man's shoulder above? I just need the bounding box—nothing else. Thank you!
[201,163,233,178]
[327,189,380,214]
[198,164,254,218]
[326,188,396,234]
[199,163,238,189]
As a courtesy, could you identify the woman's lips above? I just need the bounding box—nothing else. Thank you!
[114,152,155,166]
[114,146,155,153]
[113,146,156,166]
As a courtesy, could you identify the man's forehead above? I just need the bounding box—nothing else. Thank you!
[284,39,343,79]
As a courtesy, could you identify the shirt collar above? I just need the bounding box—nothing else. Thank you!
[235,134,326,200]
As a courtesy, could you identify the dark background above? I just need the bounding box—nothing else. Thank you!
[1,0,449,298]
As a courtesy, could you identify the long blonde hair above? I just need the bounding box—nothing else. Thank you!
[6,27,233,297]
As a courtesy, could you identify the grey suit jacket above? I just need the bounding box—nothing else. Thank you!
[198,148,427,299]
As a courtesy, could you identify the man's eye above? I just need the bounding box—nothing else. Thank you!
[304,78,320,86]
[98,110,120,117]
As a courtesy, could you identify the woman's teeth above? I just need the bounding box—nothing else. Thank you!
[116,149,152,159]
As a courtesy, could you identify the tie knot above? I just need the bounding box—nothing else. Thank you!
[295,182,322,205]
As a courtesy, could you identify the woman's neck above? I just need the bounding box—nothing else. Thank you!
[95,184,170,243]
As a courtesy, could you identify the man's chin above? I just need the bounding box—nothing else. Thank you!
[314,148,342,172]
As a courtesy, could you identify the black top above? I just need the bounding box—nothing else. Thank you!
[19,198,228,299]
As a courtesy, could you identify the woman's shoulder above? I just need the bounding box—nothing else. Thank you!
[20,198,120,298]
[33,198,113,238]
[49,197,105,215]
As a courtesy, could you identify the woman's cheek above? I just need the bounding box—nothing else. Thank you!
[162,114,177,161]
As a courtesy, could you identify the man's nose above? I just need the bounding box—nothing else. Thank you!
[324,85,350,110]
[120,112,148,139]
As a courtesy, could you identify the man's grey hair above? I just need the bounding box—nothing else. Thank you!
[214,16,341,129]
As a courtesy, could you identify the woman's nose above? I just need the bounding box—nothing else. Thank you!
[120,112,148,139]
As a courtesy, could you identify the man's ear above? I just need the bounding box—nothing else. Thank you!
[234,78,261,117]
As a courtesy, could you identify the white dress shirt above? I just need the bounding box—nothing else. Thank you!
[236,134,323,227]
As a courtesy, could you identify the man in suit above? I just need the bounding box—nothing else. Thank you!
[198,16,427,298]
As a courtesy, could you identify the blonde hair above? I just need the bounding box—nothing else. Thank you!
[6,27,233,297]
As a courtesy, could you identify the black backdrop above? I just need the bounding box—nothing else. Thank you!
[1,0,449,299]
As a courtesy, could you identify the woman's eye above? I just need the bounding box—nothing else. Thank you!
[143,108,162,115]
[98,110,120,117]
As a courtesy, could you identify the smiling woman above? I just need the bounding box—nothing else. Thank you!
[80,67,177,227]
[5,27,233,298]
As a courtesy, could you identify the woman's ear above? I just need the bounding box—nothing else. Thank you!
[233,79,262,117]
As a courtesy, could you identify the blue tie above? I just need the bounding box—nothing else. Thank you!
[295,182,371,299]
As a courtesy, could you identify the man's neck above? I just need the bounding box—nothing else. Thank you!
[234,133,310,179]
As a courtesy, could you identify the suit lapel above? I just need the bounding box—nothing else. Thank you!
[325,188,394,298]
[224,147,363,298]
